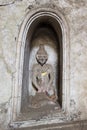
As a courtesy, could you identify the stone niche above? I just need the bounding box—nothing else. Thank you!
[22,15,62,111]
[10,7,70,129]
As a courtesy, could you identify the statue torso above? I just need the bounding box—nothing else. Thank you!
[33,64,52,88]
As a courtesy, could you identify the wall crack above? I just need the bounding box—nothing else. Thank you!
[0,0,22,7]
[0,1,15,7]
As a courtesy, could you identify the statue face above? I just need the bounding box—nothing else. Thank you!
[36,55,47,66]
[36,44,48,66]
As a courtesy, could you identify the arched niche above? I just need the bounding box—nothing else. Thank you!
[22,15,62,112]
[10,8,70,124]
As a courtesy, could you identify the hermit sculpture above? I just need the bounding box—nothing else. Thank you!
[32,44,57,102]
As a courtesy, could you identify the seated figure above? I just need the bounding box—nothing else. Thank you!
[32,44,57,102]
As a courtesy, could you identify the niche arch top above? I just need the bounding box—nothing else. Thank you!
[11,7,70,126]
[18,8,68,44]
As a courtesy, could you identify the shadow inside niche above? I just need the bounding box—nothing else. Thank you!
[20,17,63,121]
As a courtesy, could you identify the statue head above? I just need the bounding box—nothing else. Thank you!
[36,44,48,66]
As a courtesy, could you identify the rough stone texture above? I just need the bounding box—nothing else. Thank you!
[0,0,87,129]
[14,120,87,130]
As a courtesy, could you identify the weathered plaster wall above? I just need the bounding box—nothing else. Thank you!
[0,0,87,129]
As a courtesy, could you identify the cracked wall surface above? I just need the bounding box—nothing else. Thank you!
[0,0,87,129]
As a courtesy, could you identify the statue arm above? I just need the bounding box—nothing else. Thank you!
[47,65,54,88]
[32,66,40,91]
[32,75,40,90]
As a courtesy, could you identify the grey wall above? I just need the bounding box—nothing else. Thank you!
[0,0,87,129]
